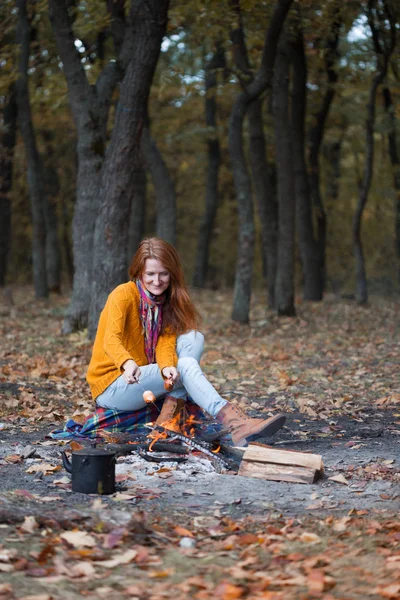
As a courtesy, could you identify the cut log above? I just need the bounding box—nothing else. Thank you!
[242,444,323,471]
[238,460,318,484]
[238,443,324,484]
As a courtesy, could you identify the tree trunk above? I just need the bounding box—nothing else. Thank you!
[307,7,341,294]
[127,156,147,261]
[273,38,296,316]
[324,138,342,206]
[289,27,322,301]
[15,0,48,299]
[0,89,17,287]
[193,45,225,288]
[382,86,400,280]
[229,0,293,323]
[248,99,278,308]
[48,0,125,331]
[141,119,176,246]
[229,6,278,307]
[42,130,62,293]
[353,0,395,304]
[88,0,170,338]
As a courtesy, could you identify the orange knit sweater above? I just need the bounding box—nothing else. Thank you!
[86,282,178,400]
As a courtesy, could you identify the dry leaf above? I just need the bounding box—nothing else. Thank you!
[95,549,137,568]
[328,474,349,485]
[5,454,22,463]
[0,548,18,562]
[60,531,97,548]
[148,568,175,578]
[70,441,84,451]
[214,581,244,599]
[308,570,335,593]
[19,596,53,600]
[26,463,61,475]
[20,516,38,533]
[376,583,400,598]
[299,532,322,544]
[174,526,194,538]
[69,561,96,578]
[53,476,71,485]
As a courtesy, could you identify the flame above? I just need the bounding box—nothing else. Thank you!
[211,445,221,454]
[146,411,203,451]
[147,413,182,451]
[181,414,202,438]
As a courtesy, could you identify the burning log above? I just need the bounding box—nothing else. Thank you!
[146,424,236,471]
[104,442,189,456]
[238,443,324,484]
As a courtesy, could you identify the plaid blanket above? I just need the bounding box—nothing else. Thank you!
[48,398,213,440]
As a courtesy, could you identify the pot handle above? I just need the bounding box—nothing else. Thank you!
[62,450,72,473]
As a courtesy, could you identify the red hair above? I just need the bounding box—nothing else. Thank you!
[129,238,201,335]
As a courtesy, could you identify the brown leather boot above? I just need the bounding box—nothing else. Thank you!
[216,403,285,446]
[148,396,184,438]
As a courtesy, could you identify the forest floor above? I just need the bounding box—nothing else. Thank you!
[0,286,399,600]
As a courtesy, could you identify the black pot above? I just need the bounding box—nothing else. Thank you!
[62,448,116,495]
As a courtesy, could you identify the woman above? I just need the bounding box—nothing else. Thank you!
[87,238,285,446]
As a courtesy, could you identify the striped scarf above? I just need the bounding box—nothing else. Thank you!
[136,279,166,364]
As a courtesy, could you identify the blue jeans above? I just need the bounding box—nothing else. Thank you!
[96,331,227,418]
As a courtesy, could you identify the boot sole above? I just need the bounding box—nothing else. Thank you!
[245,415,286,443]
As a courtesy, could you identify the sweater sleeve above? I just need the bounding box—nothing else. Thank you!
[155,329,178,374]
[103,289,136,371]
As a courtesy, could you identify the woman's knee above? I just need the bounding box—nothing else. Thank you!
[177,330,204,359]
[177,355,199,375]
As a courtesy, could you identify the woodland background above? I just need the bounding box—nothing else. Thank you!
[0,0,399,335]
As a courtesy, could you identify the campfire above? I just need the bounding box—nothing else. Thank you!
[100,405,324,484]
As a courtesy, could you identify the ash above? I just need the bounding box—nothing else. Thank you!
[116,450,224,482]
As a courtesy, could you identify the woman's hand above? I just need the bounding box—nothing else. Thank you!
[162,366,178,383]
[122,359,141,384]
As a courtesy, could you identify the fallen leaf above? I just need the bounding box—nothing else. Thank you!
[299,532,322,544]
[5,454,22,463]
[0,548,18,562]
[19,595,53,600]
[53,476,71,485]
[376,583,400,598]
[148,567,175,578]
[19,594,54,600]
[20,516,39,534]
[70,441,84,451]
[174,526,194,538]
[328,474,349,485]
[308,570,335,593]
[26,463,61,475]
[60,531,97,548]
[95,549,137,569]
[69,561,96,578]
[214,581,244,599]
[39,496,63,502]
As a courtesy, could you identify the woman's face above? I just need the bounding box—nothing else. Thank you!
[141,258,170,296]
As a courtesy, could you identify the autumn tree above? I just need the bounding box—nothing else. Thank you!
[307,3,342,295]
[141,116,176,246]
[353,0,396,303]
[48,0,129,332]
[229,0,293,323]
[273,32,295,316]
[88,0,170,337]
[193,44,225,289]
[0,90,17,288]
[15,0,48,298]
